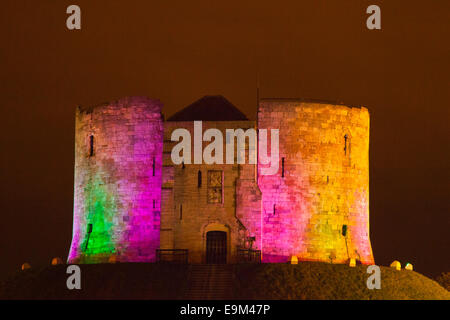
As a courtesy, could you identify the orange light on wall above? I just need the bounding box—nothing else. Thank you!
[51,257,63,265]
[258,101,374,265]
[108,255,118,264]
[21,263,31,271]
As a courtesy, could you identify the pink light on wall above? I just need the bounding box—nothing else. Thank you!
[68,97,163,263]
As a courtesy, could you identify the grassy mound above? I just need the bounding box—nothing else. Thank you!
[0,262,448,300]
[436,272,450,291]
[234,262,450,300]
[0,263,188,300]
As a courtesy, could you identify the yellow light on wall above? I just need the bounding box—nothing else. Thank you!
[405,263,413,271]
[390,260,401,271]
[290,256,298,264]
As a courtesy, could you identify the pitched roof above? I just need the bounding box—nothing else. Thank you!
[167,95,249,121]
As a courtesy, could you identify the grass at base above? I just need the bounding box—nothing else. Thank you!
[0,263,188,300]
[233,262,450,300]
[0,262,448,300]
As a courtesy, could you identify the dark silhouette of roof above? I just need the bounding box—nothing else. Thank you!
[167,95,249,121]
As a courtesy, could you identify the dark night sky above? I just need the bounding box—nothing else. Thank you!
[0,1,448,279]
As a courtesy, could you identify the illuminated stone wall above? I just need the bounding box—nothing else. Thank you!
[68,97,163,263]
[258,100,374,264]
[67,95,375,266]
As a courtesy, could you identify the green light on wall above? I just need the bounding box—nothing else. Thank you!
[83,176,116,255]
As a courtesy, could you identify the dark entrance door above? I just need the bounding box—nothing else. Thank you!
[206,231,227,264]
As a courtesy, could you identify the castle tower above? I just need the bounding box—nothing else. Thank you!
[68,97,163,263]
[258,99,374,264]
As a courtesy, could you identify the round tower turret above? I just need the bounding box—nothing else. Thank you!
[258,99,374,264]
[68,97,163,263]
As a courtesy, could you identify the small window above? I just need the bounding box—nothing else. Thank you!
[342,224,348,237]
[89,135,94,157]
[198,170,202,188]
[85,223,93,250]
[344,134,351,165]
[281,158,285,178]
[344,134,348,154]
[207,170,223,204]
[152,157,156,176]
[179,204,183,220]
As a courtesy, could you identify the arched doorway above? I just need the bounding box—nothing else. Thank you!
[206,231,227,264]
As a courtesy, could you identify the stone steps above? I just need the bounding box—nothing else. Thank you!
[184,264,233,300]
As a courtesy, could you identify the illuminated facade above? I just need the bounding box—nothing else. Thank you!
[258,100,373,264]
[68,95,374,265]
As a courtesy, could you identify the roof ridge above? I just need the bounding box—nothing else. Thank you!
[167,95,249,121]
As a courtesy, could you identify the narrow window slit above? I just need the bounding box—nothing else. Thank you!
[344,134,348,155]
[281,158,285,178]
[89,135,94,157]
[85,223,93,250]
[152,157,156,176]
[198,170,202,188]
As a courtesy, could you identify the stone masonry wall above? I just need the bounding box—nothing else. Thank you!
[68,97,163,263]
[258,100,374,264]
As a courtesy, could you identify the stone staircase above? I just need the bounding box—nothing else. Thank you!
[184,264,234,300]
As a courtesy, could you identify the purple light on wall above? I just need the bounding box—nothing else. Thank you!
[68,97,163,263]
